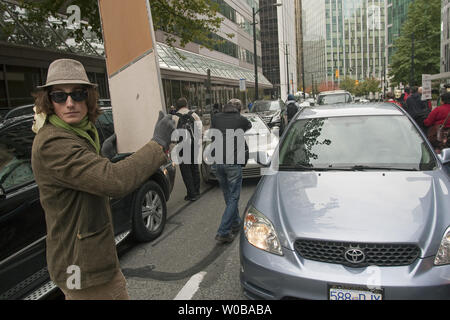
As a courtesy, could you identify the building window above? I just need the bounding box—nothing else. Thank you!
[5,65,40,108]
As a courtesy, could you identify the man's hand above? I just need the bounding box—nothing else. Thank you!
[152,111,176,151]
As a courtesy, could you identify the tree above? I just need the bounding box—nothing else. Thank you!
[16,0,229,51]
[388,0,440,87]
[339,77,356,94]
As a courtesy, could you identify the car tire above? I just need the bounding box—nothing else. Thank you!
[132,180,167,242]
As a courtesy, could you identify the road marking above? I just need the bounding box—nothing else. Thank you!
[173,271,207,300]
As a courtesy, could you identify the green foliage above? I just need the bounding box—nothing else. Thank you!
[339,77,380,96]
[339,77,356,94]
[388,0,441,87]
[16,0,229,51]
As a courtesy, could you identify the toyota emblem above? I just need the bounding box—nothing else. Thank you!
[344,247,366,264]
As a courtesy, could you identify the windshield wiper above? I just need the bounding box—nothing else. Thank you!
[278,165,352,171]
[349,165,419,171]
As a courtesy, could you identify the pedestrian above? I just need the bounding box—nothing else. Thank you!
[31,58,175,300]
[418,87,432,111]
[402,87,410,104]
[385,92,402,108]
[405,86,430,132]
[285,93,299,123]
[394,88,404,107]
[169,105,177,115]
[210,98,252,243]
[424,92,450,152]
[173,97,203,201]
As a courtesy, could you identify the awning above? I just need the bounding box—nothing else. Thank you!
[157,42,272,88]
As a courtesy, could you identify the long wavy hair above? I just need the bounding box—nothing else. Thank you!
[32,85,101,123]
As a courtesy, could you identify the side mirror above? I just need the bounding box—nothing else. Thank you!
[438,148,450,164]
[256,151,271,167]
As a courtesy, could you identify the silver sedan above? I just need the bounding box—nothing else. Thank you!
[240,103,450,300]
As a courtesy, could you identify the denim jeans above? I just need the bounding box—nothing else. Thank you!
[212,164,243,236]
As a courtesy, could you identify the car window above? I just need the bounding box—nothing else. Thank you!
[252,101,281,112]
[278,115,436,170]
[95,109,115,145]
[317,94,351,105]
[0,120,34,191]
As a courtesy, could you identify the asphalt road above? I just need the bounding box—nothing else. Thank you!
[118,166,261,300]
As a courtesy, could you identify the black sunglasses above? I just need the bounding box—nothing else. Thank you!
[49,90,88,103]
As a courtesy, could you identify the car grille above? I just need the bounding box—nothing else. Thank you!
[294,239,420,267]
[242,167,261,177]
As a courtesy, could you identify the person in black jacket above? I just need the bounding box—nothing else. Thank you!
[405,86,430,133]
[210,98,252,243]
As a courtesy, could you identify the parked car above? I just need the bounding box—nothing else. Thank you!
[2,104,35,122]
[0,107,175,300]
[240,103,450,300]
[250,100,286,128]
[316,90,353,105]
[201,113,279,183]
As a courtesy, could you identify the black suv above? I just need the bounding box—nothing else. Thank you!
[0,106,175,300]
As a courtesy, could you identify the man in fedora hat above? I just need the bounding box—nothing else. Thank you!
[31,58,175,300]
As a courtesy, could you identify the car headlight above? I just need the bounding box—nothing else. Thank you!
[435,227,450,266]
[244,206,283,256]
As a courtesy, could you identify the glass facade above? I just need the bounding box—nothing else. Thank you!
[386,0,414,65]
[302,0,386,89]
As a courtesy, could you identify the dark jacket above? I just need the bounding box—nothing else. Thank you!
[405,93,430,120]
[31,123,166,290]
[211,105,252,165]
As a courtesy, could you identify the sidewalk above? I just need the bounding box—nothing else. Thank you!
[166,164,214,219]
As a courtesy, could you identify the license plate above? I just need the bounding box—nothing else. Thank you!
[329,286,383,300]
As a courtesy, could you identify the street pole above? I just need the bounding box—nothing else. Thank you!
[253,7,259,101]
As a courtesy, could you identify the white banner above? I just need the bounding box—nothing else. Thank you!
[422,74,432,100]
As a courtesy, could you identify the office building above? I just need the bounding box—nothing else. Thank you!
[260,0,298,101]
[302,0,386,90]
[386,0,414,66]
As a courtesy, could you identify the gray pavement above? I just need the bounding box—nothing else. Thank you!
[119,164,259,300]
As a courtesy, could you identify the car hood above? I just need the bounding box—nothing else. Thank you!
[251,171,450,257]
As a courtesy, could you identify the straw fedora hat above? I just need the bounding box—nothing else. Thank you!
[37,58,97,89]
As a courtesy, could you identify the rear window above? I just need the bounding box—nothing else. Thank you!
[317,93,352,105]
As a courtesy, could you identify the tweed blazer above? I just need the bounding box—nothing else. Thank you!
[31,123,166,290]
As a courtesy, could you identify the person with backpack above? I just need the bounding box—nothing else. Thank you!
[405,86,430,133]
[173,97,203,201]
[285,94,299,123]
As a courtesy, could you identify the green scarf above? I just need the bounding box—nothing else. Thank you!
[49,115,100,154]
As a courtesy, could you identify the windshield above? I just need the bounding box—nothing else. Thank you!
[317,93,352,105]
[278,115,435,170]
[252,101,281,112]
[245,115,269,134]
